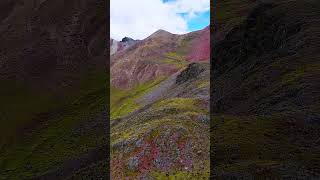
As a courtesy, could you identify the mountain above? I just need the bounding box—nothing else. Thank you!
[0,1,107,179]
[110,26,210,90]
[110,26,210,179]
[212,0,320,178]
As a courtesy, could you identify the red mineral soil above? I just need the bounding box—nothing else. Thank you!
[185,26,210,62]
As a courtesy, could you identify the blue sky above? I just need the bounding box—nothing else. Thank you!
[111,0,210,40]
[163,0,210,31]
[179,11,210,31]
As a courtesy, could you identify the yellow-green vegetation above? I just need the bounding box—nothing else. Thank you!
[110,77,166,119]
[111,95,210,148]
[112,118,192,145]
[165,52,185,60]
[162,58,187,68]
[161,52,188,68]
[281,60,320,85]
[153,98,205,113]
[197,80,210,89]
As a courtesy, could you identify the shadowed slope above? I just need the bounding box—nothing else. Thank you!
[0,0,108,179]
[212,0,320,178]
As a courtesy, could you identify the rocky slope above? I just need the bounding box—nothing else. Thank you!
[212,0,320,178]
[110,27,210,178]
[0,0,108,179]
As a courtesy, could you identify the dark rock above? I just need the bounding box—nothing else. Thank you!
[198,114,210,123]
[176,63,205,84]
[121,36,134,42]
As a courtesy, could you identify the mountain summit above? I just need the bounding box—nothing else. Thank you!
[147,29,173,38]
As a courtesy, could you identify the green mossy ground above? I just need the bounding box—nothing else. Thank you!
[0,65,107,179]
[66,161,108,180]
[212,114,320,178]
[211,115,320,179]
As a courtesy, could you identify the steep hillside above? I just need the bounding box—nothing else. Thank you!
[110,27,210,179]
[0,0,108,179]
[212,0,320,178]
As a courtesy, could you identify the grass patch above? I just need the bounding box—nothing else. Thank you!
[110,77,166,119]
[153,98,202,112]
[160,52,188,68]
[197,80,210,89]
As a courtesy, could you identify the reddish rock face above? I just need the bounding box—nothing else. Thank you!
[110,26,210,89]
[186,26,210,62]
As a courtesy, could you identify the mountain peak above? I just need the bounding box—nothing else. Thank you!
[155,29,170,34]
[121,37,135,42]
[148,29,173,39]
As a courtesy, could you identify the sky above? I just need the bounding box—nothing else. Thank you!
[110,0,210,41]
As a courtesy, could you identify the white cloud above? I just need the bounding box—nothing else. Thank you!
[166,0,210,15]
[110,0,209,41]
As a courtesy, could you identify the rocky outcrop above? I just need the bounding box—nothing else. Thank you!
[176,63,205,84]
